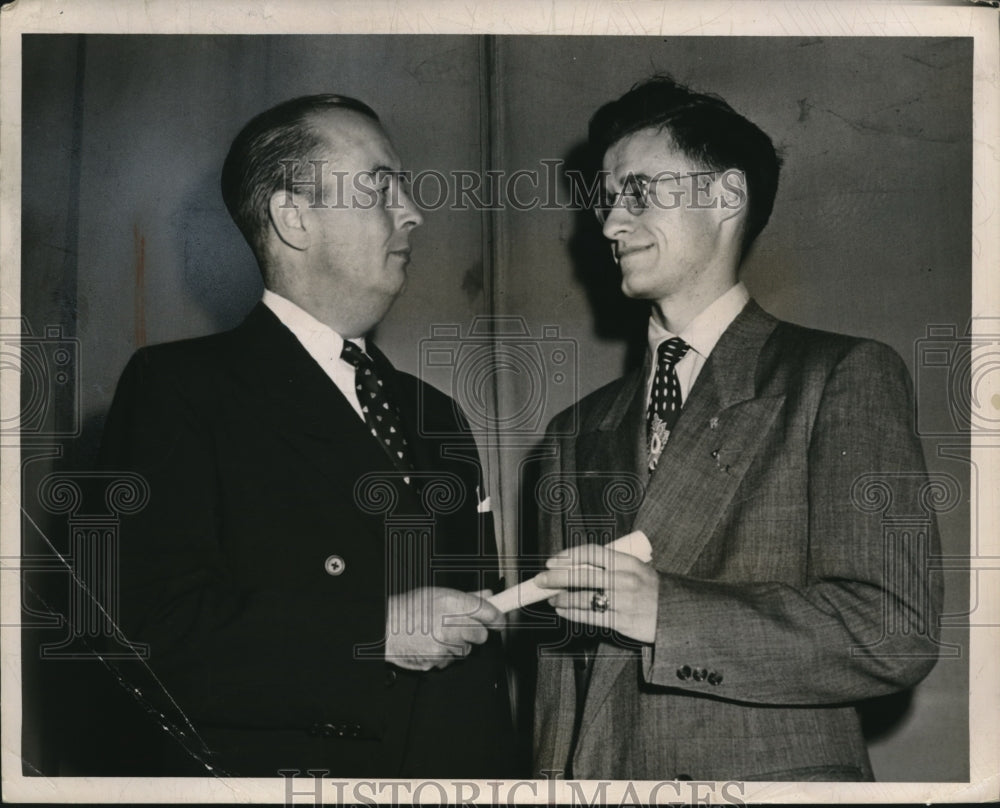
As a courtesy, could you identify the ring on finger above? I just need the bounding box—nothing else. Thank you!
[591,591,610,613]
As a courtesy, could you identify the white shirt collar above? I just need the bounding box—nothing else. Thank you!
[262,289,365,355]
[647,282,750,360]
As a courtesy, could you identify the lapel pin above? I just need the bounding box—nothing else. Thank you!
[711,448,732,473]
[709,417,719,430]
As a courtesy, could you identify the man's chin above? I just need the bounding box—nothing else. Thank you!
[618,256,657,294]
[382,278,407,312]
[620,275,656,302]
[381,261,408,293]
[392,268,408,295]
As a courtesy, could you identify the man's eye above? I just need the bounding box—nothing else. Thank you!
[374,172,406,199]
[622,177,646,200]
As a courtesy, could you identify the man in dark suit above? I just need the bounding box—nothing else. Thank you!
[99,94,514,777]
[531,76,942,781]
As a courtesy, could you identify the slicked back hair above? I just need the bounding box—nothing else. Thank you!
[589,75,781,259]
[221,94,380,266]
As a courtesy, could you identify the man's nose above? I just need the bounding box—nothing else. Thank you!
[396,188,423,230]
[601,204,633,241]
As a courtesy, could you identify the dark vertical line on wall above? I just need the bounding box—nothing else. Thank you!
[58,35,86,332]
[480,34,501,318]
[20,34,89,776]
[133,224,146,347]
[479,34,523,729]
[478,34,506,528]
[54,35,87,462]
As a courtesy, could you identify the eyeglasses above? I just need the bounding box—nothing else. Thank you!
[594,171,721,224]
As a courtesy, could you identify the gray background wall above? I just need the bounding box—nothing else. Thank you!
[20,34,970,780]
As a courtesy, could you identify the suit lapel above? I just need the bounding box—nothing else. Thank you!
[562,362,648,748]
[634,300,783,573]
[225,304,403,490]
[576,302,784,762]
[574,365,648,539]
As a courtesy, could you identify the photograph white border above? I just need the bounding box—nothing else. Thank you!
[1,0,997,803]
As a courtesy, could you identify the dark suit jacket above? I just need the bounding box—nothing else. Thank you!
[533,301,942,781]
[99,303,514,777]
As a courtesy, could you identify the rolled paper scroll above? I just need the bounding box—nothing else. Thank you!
[487,530,652,614]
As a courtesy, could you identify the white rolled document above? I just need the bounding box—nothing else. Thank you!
[487,530,652,614]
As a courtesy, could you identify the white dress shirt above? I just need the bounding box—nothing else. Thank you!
[262,289,366,420]
[645,282,751,406]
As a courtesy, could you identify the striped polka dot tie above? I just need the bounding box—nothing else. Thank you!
[646,337,690,472]
[341,341,415,478]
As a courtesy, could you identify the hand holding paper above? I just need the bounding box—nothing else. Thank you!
[386,587,502,671]
[487,531,653,614]
[532,531,660,644]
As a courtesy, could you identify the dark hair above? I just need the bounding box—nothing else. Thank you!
[589,75,781,258]
[220,94,380,262]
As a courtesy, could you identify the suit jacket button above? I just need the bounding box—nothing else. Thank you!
[307,722,322,737]
[324,555,346,576]
[385,668,398,687]
[676,665,692,681]
[708,671,723,685]
[320,722,336,738]
[692,667,707,682]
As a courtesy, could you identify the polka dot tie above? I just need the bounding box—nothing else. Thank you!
[341,341,415,478]
[646,337,691,472]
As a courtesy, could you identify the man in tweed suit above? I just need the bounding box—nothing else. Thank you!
[532,76,942,781]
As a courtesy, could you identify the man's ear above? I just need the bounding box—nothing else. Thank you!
[268,191,310,251]
[718,169,748,223]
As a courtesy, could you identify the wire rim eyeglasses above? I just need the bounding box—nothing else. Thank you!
[594,171,722,224]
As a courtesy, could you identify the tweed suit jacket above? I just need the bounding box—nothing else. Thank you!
[99,303,514,777]
[533,300,942,782]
